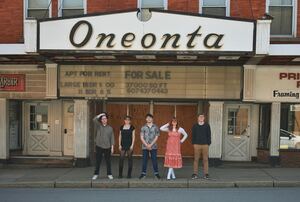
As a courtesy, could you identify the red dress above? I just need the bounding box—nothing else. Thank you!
[164,130,182,168]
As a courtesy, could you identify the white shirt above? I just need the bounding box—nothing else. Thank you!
[159,123,188,143]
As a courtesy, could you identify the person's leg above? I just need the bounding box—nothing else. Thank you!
[193,144,201,175]
[167,168,172,180]
[119,150,126,177]
[94,146,103,175]
[141,149,149,175]
[202,145,209,176]
[150,149,159,175]
[127,149,133,178]
[104,148,112,175]
[171,168,176,179]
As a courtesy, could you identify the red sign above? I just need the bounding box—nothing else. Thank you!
[0,74,25,91]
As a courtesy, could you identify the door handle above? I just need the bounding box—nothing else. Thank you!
[64,129,67,134]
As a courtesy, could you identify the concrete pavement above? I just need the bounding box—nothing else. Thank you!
[1,157,300,188]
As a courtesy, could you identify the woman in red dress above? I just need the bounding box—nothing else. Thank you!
[160,117,188,180]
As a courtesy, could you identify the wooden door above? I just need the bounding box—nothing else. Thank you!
[26,102,50,155]
[128,104,150,155]
[63,101,74,156]
[176,105,198,157]
[223,105,251,161]
[153,104,175,156]
[106,103,127,154]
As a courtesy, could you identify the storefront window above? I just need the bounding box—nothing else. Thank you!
[268,0,294,36]
[201,0,228,16]
[30,105,48,131]
[258,104,271,149]
[60,0,85,17]
[227,108,248,136]
[26,0,50,19]
[139,0,166,9]
[280,104,300,149]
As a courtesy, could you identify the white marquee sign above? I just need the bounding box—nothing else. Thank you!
[38,10,255,52]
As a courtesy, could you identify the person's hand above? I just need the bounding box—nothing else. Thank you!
[119,145,122,151]
[111,147,114,154]
[146,144,152,150]
[130,145,134,151]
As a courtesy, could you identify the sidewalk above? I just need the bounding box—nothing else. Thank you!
[1,157,300,188]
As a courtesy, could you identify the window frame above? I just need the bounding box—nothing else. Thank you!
[58,0,87,17]
[266,0,297,37]
[199,0,230,17]
[24,0,52,19]
[137,0,168,10]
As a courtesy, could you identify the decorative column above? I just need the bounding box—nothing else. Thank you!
[74,100,90,166]
[270,102,281,166]
[208,101,224,166]
[0,99,9,161]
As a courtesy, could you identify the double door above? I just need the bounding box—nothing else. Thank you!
[106,102,197,156]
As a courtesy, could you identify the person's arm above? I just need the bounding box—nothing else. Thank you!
[207,124,211,145]
[111,128,115,154]
[160,123,169,132]
[93,113,105,126]
[149,136,158,149]
[149,126,159,148]
[118,130,122,151]
[179,127,188,143]
[192,125,196,144]
[130,130,135,150]
[140,127,148,148]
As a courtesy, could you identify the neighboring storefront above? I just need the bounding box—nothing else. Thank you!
[244,65,300,167]
[1,9,267,166]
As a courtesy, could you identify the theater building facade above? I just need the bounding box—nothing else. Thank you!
[1,0,300,167]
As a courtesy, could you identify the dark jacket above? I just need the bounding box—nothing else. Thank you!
[192,123,211,145]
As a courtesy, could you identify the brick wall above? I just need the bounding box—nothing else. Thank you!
[0,0,24,43]
[87,0,136,13]
[280,150,300,168]
[298,1,300,37]
[0,0,298,43]
[230,0,266,19]
[168,0,198,13]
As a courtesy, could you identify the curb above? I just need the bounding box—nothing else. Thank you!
[274,181,300,187]
[235,181,274,188]
[0,181,54,188]
[55,180,91,188]
[0,180,300,189]
[92,180,129,188]
[129,179,188,188]
[188,180,235,188]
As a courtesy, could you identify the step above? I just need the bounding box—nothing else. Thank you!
[8,156,74,168]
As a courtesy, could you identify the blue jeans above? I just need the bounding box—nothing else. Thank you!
[141,149,159,175]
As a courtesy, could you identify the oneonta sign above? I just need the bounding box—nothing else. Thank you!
[38,10,255,52]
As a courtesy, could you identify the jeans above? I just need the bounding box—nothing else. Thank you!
[119,149,133,177]
[94,146,112,175]
[141,149,159,175]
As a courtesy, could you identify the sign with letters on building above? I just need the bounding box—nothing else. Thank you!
[59,65,242,99]
[38,10,255,53]
[245,66,300,102]
[0,74,25,91]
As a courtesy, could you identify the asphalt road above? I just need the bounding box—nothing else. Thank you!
[0,188,299,202]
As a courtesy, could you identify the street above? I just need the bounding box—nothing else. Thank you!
[0,188,300,202]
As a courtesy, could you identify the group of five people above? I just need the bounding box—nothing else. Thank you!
[92,112,211,180]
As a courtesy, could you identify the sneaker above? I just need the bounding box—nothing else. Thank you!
[139,174,146,180]
[191,174,199,180]
[203,174,211,180]
[107,175,114,180]
[92,175,98,180]
[155,174,161,179]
